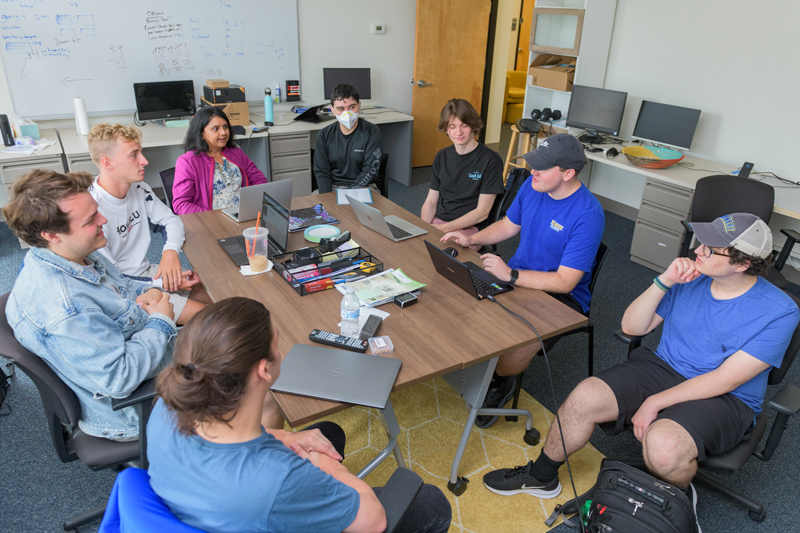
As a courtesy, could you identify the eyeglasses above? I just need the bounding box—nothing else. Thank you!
[700,243,731,258]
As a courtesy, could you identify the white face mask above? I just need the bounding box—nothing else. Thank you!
[336,110,359,130]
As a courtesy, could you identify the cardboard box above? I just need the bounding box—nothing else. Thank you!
[199,97,249,127]
[527,54,576,92]
[203,84,246,104]
[205,79,230,88]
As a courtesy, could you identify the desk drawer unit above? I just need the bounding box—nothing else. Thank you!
[268,132,311,197]
[630,179,693,271]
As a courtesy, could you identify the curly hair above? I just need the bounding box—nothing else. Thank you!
[727,246,770,277]
[87,123,142,164]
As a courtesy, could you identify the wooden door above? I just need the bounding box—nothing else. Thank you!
[515,0,534,71]
[411,0,492,168]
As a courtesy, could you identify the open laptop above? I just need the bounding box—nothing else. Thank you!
[221,179,293,223]
[218,190,292,266]
[271,343,402,409]
[294,104,335,124]
[424,240,514,299]
[347,196,427,242]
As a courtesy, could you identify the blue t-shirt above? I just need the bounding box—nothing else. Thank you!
[505,179,605,312]
[147,400,360,533]
[655,276,800,414]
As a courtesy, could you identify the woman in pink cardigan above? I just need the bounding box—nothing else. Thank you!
[172,107,268,214]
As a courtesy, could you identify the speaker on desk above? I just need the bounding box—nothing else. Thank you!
[0,114,14,146]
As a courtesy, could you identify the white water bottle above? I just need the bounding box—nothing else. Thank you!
[340,284,360,338]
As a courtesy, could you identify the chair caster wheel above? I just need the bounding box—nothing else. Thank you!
[505,415,518,422]
[447,476,469,496]
[748,509,766,522]
[523,428,540,446]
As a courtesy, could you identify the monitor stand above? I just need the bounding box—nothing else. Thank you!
[578,131,604,144]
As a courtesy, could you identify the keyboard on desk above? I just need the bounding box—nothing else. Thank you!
[471,273,505,297]
[387,222,412,240]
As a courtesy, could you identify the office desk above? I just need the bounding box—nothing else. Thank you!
[180,194,586,486]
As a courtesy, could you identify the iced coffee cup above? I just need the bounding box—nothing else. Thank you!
[243,227,270,273]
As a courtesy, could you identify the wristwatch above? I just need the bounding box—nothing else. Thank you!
[508,269,519,285]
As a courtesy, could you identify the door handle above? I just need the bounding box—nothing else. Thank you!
[417,79,431,88]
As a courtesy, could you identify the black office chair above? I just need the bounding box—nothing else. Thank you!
[613,292,800,522]
[158,167,176,212]
[481,167,529,253]
[680,175,800,289]
[376,152,390,198]
[0,292,156,532]
[505,241,610,420]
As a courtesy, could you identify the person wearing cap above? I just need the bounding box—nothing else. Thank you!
[482,213,799,531]
[441,132,604,428]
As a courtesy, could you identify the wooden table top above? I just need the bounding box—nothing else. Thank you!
[180,193,587,425]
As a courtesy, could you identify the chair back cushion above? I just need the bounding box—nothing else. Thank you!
[159,167,176,212]
[769,292,800,385]
[692,175,774,224]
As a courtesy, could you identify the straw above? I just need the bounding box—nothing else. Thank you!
[248,211,262,258]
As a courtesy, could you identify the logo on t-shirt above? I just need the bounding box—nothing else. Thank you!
[549,219,564,232]
[469,171,482,181]
[116,210,142,238]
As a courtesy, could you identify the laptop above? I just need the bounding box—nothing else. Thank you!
[294,104,335,124]
[347,196,427,242]
[218,190,292,266]
[221,179,293,223]
[271,343,402,409]
[424,240,514,299]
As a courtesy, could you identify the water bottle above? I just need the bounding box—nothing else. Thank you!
[340,284,360,337]
[263,87,273,125]
[274,83,281,103]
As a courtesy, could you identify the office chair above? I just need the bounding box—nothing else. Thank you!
[0,292,157,532]
[99,466,424,533]
[505,241,610,420]
[613,291,800,522]
[158,167,176,212]
[376,152,390,198]
[481,167,529,254]
[680,175,800,289]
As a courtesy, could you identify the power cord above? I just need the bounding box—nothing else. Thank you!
[485,294,588,533]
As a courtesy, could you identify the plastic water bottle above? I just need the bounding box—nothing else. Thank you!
[340,284,360,337]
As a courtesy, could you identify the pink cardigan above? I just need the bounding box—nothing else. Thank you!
[172,147,268,214]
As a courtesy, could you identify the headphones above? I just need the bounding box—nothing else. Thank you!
[531,108,562,122]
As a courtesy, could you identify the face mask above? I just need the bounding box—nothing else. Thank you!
[336,110,359,130]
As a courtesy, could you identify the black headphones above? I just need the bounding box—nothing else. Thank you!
[531,108,562,121]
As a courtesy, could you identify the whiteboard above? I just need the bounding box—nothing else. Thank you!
[0,0,299,119]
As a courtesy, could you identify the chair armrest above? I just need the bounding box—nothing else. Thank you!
[111,378,156,411]
[614,330,647,357]
[680,221,694,257]
[377,467,424,533]
[768,383,800,416]
[774,229,800,270]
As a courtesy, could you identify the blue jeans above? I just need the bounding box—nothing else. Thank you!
[307,422,452,533]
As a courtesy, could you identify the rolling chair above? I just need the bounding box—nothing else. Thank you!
[680,175,800,289]
[0,292,157,532]
[309,150,389,197]
[613,291,800,522]
[158,167,176,212]
[99,466,425,533]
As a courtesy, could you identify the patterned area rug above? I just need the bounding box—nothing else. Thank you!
[297,376,603,532]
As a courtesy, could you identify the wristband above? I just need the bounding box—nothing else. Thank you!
[653,276,670,292]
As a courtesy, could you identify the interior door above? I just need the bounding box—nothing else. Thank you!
[411,0,492,168]
[515,0,534,71]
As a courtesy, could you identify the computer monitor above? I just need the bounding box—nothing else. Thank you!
[323,68,371,100]
[632,100,701,151]
[133,80,196,122]
[565,84,628,144]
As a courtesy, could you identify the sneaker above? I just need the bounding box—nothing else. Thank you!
[483,461,562,498]
[688,483,702,533]
[475,374,517,428]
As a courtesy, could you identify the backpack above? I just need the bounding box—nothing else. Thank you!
[0,365,10,414]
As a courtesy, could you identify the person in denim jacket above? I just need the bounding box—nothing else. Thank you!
[2,169,178,440]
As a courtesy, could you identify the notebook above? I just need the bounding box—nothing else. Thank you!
[271,343,402,409]
[424,240,514,299]
[218,190,292,266]
[347,196,427,242]
[221,179,293,223]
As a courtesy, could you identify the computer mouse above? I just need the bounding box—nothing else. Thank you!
[443,247,458,258]
[607,147,619,158]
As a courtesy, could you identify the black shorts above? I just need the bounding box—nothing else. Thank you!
[595,347,756,462]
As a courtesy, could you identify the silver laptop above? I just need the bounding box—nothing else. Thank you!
[221,180,293,223]
[347,196,427,242]
[271,344,402,409]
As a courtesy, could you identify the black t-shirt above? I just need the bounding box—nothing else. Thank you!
[314,119,383,193]
[430,143,504,222]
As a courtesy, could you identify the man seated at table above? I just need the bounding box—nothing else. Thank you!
[441,133,604,428]
[314,83,383,193]
[3,169,177,441]
[420,99,504,242]
[483,214,799,531]
[87,123,210,325]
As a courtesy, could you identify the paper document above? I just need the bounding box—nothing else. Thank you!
[336,268,425,307]
[338,188,374,205]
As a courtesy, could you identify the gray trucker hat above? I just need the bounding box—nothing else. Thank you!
[689,213,773,259]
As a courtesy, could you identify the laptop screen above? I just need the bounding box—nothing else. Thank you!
[261,192,289,250]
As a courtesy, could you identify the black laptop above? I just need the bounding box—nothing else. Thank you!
[218,191,292,267]
[294,104,335,124]
[424,240,513,299]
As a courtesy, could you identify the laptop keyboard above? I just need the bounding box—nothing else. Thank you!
[387,222,412,240]
[472,274,504,297]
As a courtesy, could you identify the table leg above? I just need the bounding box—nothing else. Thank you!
[356,398,406,479]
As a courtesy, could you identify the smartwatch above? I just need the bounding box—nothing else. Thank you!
[508,269,519,286]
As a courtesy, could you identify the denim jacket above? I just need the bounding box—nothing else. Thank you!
[7,247,176,440]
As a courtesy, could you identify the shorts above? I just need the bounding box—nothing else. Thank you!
[595,347,755,462]
[142,264,190,321]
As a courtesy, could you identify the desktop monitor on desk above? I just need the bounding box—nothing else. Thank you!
[323,68,371,100]
[133,80,196,122]
[565,84,627,144]
[632,100,701,151]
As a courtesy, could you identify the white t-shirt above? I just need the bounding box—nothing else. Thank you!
[89,176,185,277]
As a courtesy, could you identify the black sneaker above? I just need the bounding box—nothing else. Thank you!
[475,374,517,428]
[688,483,702,533]
[483,461,562,498]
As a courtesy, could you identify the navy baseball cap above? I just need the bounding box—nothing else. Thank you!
[522,133,586,172]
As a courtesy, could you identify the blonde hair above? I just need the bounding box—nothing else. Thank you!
[87,123,142,165]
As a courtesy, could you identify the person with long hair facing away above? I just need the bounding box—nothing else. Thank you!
[147,297,451,533]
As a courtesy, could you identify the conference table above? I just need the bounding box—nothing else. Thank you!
[180,193,587,492]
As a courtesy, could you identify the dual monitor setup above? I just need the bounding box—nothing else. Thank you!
[562,84,702,151]
[132,68,372,124]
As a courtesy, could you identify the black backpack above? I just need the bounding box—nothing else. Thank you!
[0,365,10,414]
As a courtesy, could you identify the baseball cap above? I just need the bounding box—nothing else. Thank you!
[522,133,586,172]
[689,213,773,259]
